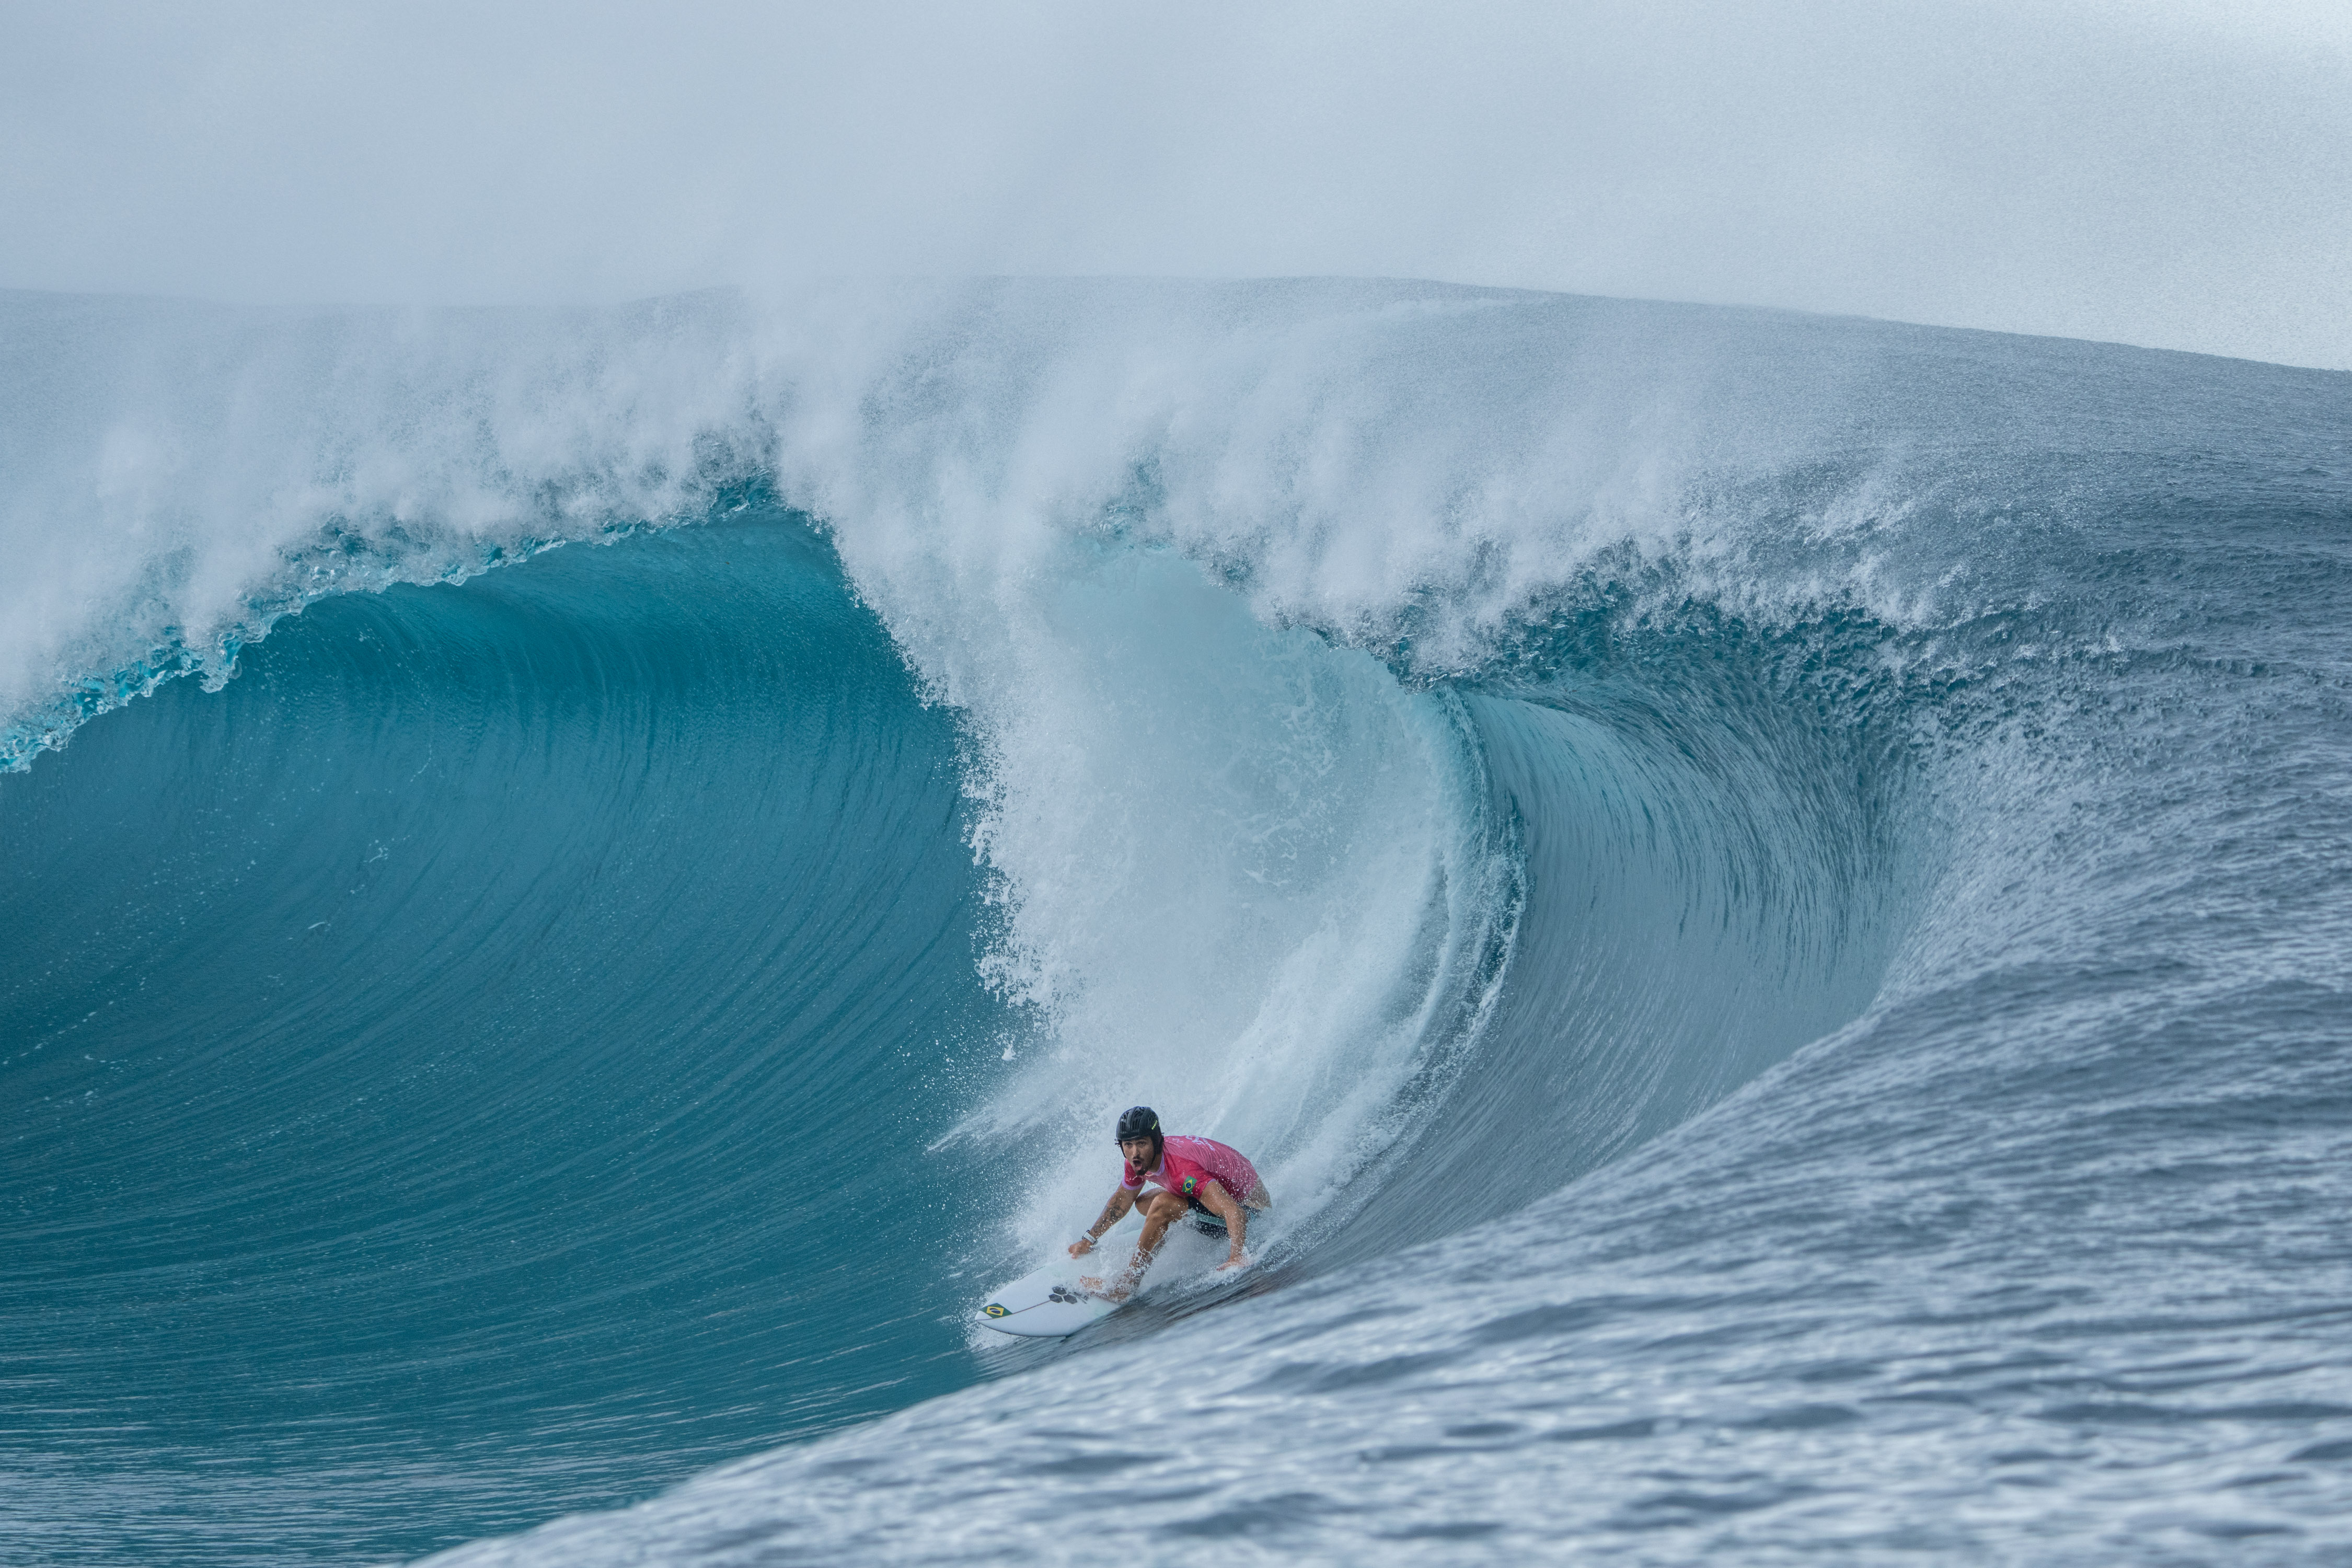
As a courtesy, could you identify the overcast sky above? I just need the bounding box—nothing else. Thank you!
[4,1,2347,368]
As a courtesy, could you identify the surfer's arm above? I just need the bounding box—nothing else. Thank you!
[1198,1179,1249,1268]
[1069,1186,1138,1256]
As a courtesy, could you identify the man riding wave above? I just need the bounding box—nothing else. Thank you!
[1069,1106,1271,1301]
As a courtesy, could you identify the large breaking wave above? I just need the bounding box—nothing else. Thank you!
[3,281,2348,1564]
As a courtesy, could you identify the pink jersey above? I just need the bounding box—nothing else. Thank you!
[1123,1135,1261,1205]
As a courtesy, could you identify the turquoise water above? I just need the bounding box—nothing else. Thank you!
[1,520,1033,1559]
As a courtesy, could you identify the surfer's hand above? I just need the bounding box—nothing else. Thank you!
[1217,1249,1250,1272]
[1068,1235,1095,1257]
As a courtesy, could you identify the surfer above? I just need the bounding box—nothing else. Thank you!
[1070,1106,1270,1301]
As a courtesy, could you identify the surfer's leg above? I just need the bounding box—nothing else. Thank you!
[1080,1191,1177,1296]
[1242,1180,1272,1211]
[1110,1194,1185,1297]
[1134,1189,1187,1253]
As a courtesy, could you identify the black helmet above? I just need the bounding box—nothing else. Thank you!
[1114,1105,1161,1143]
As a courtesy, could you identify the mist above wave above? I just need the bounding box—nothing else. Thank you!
[17,275,2325,772]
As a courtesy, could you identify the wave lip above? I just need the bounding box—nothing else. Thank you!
[0,285,768,770]
[10,276,2345,772]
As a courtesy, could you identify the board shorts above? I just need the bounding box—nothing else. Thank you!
[1179,1182,1270,1235]
[1184,1192,1230,1235]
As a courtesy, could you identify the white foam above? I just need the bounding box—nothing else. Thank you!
[0,291,766,757]
[10,278,1984,764]
[892,543,1513,1251]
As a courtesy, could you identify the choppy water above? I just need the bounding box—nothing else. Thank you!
[2,280,2349,1564]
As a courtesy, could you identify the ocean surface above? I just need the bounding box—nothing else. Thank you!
[2,279,2349,1565]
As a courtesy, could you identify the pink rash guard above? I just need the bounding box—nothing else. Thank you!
[1122,1135,1262,1207]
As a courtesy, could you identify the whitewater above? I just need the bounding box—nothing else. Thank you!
[2,278,2349,1564]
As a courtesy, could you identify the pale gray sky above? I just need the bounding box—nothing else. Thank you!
[4,1,2347,367]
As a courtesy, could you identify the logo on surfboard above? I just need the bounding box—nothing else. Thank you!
[983,1303,1009,1317]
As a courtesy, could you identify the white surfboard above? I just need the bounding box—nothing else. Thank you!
[976,1219,1262,1338]
[974,1260,1121,1338]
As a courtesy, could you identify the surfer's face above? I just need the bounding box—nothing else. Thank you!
[1120,1136,1156,1170]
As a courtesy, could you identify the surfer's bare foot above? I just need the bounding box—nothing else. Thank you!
[1217,1250,1251,1272]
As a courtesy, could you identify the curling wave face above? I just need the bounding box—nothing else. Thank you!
[3,281,2350,1564]
[0,520,1022,1558]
